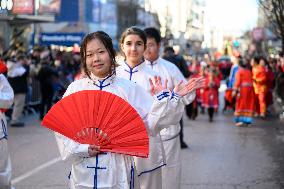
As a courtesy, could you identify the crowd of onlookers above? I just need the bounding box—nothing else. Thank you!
[0,46,81,127]
[1,46,284,127]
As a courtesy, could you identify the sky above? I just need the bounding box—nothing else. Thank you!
[205,0,259,37]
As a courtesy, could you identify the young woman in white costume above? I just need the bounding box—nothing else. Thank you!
[55,31,192,189]
[116,27,203,189]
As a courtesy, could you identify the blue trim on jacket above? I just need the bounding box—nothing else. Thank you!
[93,74,113,90]
[123,61,143,81]
[138,163,166,177]
[157,91,170,101]
[0,119,8,141]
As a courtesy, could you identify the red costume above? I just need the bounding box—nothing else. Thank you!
[233,68,255,118]
[202,73,220,109]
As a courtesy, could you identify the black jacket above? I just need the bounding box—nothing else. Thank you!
[8,65,29,94]
[162,54,190,78]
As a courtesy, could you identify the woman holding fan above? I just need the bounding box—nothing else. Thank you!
[49,31,195,189]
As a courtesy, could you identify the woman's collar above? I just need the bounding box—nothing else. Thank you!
[89,72,115,83]
[122,59,145,71]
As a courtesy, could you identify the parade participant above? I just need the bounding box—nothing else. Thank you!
[187,58,202,119]
[117,26,203,189]
[0,59,7,74]
[202,66,220,122]
[161,46,192,149]
[232,59,255,126]
[224,57,239,112]
[251,56,267,118]
[0,60,15,189]
[55,31,192,189]
[142,27,204,189]
[262,58,275,114]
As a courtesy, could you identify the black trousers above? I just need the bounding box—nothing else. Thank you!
[40,87,54,119]
[179,118,185,143]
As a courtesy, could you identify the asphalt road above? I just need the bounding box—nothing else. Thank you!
[7,110,284,189]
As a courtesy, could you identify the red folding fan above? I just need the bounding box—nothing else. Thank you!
[41,90,149,158]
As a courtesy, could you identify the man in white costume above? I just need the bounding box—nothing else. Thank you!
[117,27,203,189]
[0,62,15,189]
[142,27,204,189]
[55,31,191,189]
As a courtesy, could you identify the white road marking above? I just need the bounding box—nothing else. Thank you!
[11,157,61,184]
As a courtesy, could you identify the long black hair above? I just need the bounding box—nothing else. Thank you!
[80,31,117,79]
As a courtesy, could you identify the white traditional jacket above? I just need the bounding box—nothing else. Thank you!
[116,61,189,175]
[55,73,176,189]
[144,58,196,141]
[0,74,14,140]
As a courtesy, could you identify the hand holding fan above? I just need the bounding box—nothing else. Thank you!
[41,90,149,158]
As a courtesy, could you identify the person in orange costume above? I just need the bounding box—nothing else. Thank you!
[233,59,255,126]
[251,57,267,117]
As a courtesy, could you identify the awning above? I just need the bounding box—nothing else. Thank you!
[0,14,55,25]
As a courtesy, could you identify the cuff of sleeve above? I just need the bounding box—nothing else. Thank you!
[74,144,90,157]
[155,90,171,101]
[170,92,182,101]
[182,90,196,105]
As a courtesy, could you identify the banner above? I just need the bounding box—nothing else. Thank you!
[55,0,79,21]
[38,0,61,14]
[12,0,34,14]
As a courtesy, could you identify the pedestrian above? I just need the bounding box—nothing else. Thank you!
[117,26,202,189]
[7,54,29,127]
[143,27,204,189]
[37,59,58,120]
[232,58,255,126]
[55,31,192,189]
[162,46,191,148]
[0,60,15,189]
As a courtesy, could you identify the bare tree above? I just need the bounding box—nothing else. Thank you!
[258,0,284,54]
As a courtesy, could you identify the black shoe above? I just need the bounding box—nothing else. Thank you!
[10,122,25,127]
[181,141,188,149]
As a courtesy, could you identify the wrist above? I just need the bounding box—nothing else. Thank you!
[155,90,170,101]
[170,92,182,100]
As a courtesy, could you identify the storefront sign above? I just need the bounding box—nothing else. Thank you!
[40,33,85,46]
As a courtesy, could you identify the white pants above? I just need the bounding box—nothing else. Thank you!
[0,138,12,189]
[138,167,162,189]
[11,93,26,123]
[162,136,181,189]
